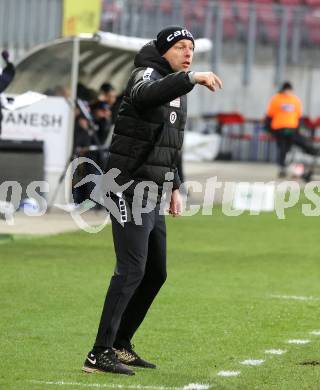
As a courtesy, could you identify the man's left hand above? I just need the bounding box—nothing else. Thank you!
[168,189,182,217]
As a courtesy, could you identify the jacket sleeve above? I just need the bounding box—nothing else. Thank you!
[172,168,181,191]
[130,69,194,109]
[0,62,15,93]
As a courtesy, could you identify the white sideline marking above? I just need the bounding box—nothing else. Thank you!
[287,339,310,345]
[30,380,210,390]
[217,371,240,377]
[270,294,319,301]
[240,359,265,366]
[310,330,320,336]
[264,349,287,355]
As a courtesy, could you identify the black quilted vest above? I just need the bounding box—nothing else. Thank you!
[106,41,194,198]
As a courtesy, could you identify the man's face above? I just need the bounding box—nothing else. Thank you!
[105,90,117,105]
[100,90,117,106]
[162,39,194,72]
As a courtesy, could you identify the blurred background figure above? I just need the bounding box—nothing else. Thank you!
[72,108,94,205]
[90,99,113,172]
[265,81,319,178]
[72,81,118,206]
[98,82,118,123]
[91,100,113,145]
[0,50,15,135]
[77,82,98,104]
[99,82,117,106]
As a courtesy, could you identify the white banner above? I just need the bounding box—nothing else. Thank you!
[1,97,71,172]
[233,182,275,212]
[184,132,221,162]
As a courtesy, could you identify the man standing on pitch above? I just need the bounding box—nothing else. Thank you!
[83,26,222,376]
[265,81,318,178]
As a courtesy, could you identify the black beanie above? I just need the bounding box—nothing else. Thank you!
[155,25,195,55]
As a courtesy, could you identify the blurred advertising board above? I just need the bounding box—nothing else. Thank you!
[1,97,71,173]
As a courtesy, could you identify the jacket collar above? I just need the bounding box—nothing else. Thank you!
[134,40,174,76]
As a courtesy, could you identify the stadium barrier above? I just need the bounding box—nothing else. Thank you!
[203,112,320,162]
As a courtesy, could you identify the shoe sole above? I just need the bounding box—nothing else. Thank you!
[116,358,156,369]
[82,365,135,376]
[124,363,156,369]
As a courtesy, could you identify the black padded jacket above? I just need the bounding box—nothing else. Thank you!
[106,40,194,200]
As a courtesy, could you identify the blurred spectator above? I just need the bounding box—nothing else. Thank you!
[98,82,118,122]
[77,82,98,104]
[99,82,117,105]
[74,110,92,154]
[73,97,112,205]
[90,100,112,145]
[0,50,15,135]
[73,111,95,204]
[265,81,318,178]
[72,82,119,204]
[90,100,112,172]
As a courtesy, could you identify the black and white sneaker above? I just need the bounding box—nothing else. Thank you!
[114,345,156,369]
[82,349,135,375]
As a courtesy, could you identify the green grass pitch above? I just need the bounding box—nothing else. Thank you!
[1,205,320,389]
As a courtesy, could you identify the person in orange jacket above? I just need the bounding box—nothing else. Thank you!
[265,81,318,178]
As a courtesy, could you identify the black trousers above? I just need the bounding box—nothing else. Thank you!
[272,129,318,168]
[93,198,167,350]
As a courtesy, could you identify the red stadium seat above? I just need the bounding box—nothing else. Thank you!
[256,4,276,23]
[279,0,302,5]
[259,133,275,141]
[217,113,245,125]
[305,0,320,6]
[235,1,250,24]
[160,0,172,14]
[301,116,316,129]
[264,20,280,42]
[222,1,237,39]
[253,0,271,3]
[308,28,320,44]
[194,5,206,21]
[314,117,320,127]
[254,4,281,42]
[304,13,320,44]
[143,0,155,12]
[223,20,237,38]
